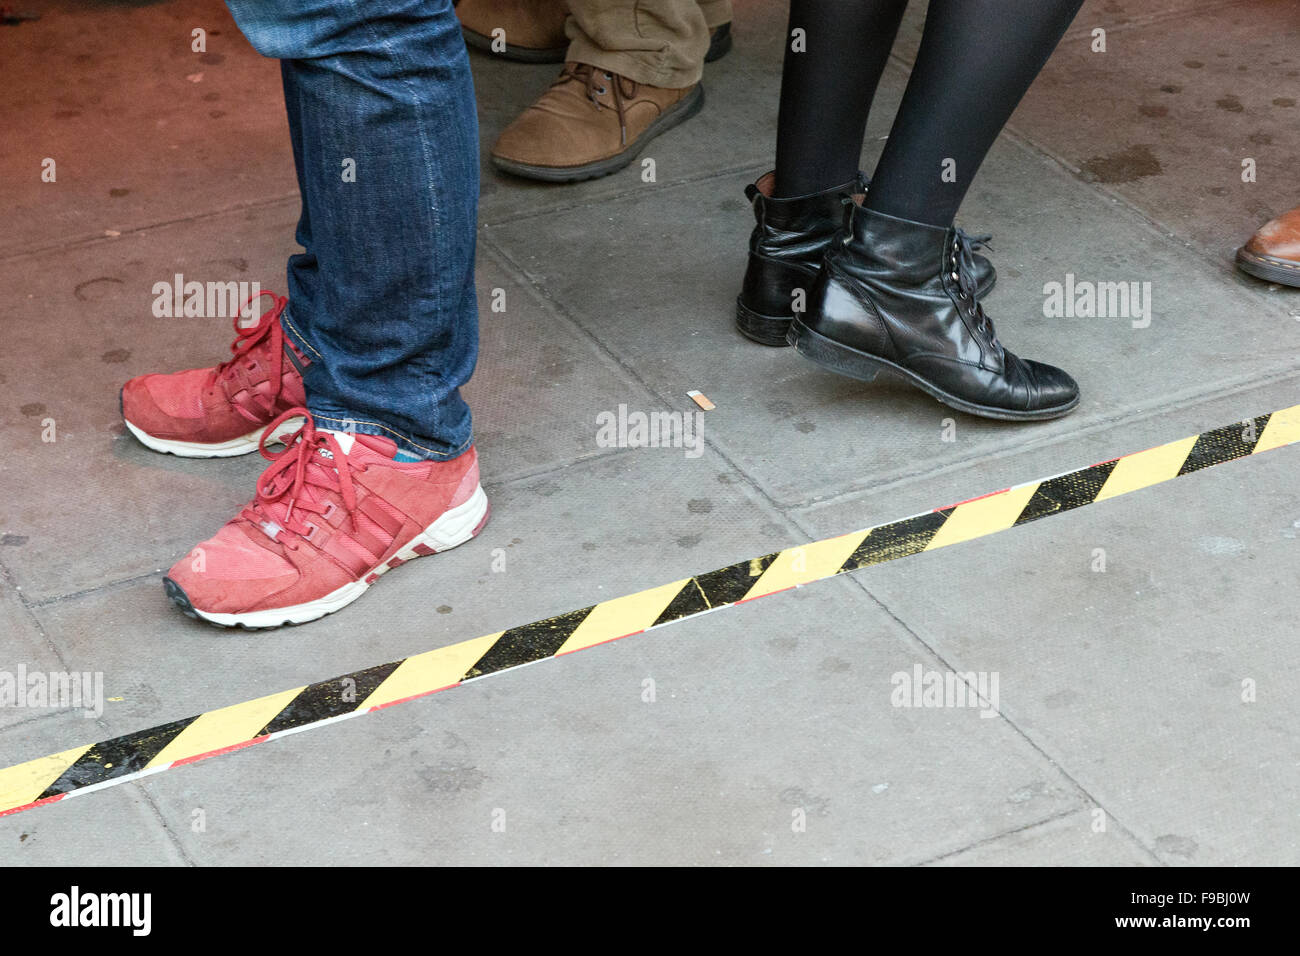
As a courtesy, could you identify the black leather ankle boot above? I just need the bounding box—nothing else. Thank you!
[736,171,996,347]
[789,205,1079,421]
[736,171,864,345]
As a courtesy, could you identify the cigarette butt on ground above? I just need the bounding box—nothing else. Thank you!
[687,390,715,411]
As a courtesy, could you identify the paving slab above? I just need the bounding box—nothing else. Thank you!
[0,202,640,603]
[1,0,296,258]
[484,129,1299,510]
[0,574,71,732]
[0,782,186,867]
[128,578,1082,866]
[6,0,793,254]
[925,810,1156,866]
[794,377,1300,866]
[892,0,1258,64]
[0,708,186,865]
[1009,0,1300,260]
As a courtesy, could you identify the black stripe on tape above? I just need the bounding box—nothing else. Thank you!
[839,509,952,572]
[1179,415,1270,475]
[260,661,403,736]
[652,553,780,626]
[1016,459,1118,525]
[38,715,199,797]
[465,606,595,679]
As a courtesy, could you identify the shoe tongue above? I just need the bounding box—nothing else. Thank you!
[242,428,399,545]
[315,429,397,460]
[355,433,399,458]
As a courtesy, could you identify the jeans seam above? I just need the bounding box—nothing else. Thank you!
[281,310,324,361]
[345,0,455,452]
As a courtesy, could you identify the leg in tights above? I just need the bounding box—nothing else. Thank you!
[774,0,909,198]
[774,0,1083,219]
[773,0,1085,422]
[865,0,1084,225]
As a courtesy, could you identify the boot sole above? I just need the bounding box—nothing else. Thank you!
[736,273,996,349]
[490,84,705,183]
[1236,247,1300,288]
[705,23,733,63]
[735,296,796,347]
[461,27,567,63]
[788,317,1079,422]
[165,486,490,630]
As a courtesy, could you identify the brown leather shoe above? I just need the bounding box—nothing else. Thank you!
[1237,205,1300,287]
[456,0,569,63]
[490,63,704,183]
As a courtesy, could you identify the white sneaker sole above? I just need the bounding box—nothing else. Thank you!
[124,417,305,458]
[167,484,490,629]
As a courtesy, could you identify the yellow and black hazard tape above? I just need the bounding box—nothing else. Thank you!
[3,405,1299,817]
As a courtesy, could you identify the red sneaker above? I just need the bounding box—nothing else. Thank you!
[164,410,490,628]
[121,292,309,457]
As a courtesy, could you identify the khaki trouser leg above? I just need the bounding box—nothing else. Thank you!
[564,0,718,89]
[697,0,732,30]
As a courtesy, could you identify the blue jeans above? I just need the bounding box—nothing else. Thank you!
[225,0,479,460]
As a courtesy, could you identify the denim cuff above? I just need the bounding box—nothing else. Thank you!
[278,313,473,463]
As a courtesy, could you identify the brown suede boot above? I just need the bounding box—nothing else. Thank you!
[1237,205,1300,287]
[456,0,569,63]
[490,63,704,182]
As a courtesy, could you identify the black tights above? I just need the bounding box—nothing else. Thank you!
[773,0,1084,225]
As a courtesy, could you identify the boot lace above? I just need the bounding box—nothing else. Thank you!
[561,62,639,146]
[208,291,290,424]
[240,409,361,550]
[950,228,998,343]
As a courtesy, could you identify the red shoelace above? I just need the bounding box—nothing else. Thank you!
[240,408,361,550]
[208,291,291,424]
